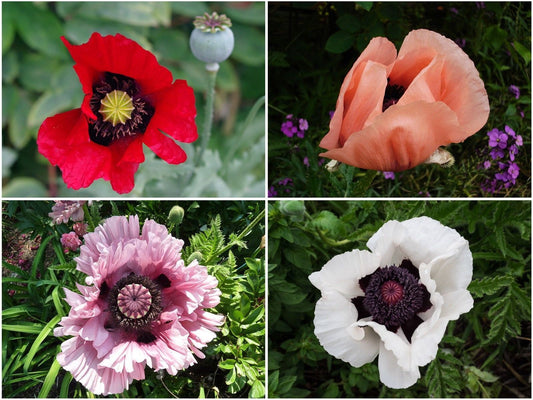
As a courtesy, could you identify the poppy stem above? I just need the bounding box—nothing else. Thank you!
[196,62,219,165]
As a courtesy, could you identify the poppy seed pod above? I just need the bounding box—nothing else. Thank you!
[190,12,234,65]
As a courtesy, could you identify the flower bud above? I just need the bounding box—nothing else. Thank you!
[279,200,306,221]
[190,12,234,64]
[168,205,185,225]
[187,251,204,264]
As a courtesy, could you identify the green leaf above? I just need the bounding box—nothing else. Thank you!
[2,50,18,83]
[2,147,17,178]
[468,275,514,297]
[27,86,80,128]
[223,3,265,26]
[11,3,68,59]
[231,25,265,66]
[7,90,32,150]
[78,2,171,27]
[356,2,374,11]
[483,25,508,50]
[485,281,529,344]
[151,28,189,63]
[170,2,209,18]
[249,380,265,398]
[512,41,530,65]
[38,358,61,398]
[336,14,359,34]
[2,4,16,53]
[3,178,48,197]
[325,30,356,54]
[24,315,61,373]
[2,322,44,334]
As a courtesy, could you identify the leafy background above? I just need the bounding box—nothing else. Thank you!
[268,200,531,397]
[2,200,265,397]
[2,2,265,197]
[268,2,531,197]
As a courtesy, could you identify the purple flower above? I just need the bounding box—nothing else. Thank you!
[450,7,459,14]
[483,160,491,169]
[383,171,395,180]
[509,145,519,161]
[303,156,310,167]
[329,111,335,119]
[268,186,278,197]
[489,148,505,160]
[508,85,520,99]
[281,120,297,138]
[504,125,516,139]
[495,171,509,182]
[508,163,519,179]
[515,135,523,147]
[299,119,309,131]
[487,129,508,149]
[476,2,485,9]
[454,38,466,49]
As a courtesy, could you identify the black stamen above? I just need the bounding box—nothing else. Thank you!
[88,72,154,146]
[383,79,406,112]
[154,274,171,289]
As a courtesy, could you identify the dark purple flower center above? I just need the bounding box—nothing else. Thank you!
[89,72,154,146]
[106,273,170,343]
[382,80,406,112]
[352,259,431,342]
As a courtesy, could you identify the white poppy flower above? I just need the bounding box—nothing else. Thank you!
[309,216,473,389]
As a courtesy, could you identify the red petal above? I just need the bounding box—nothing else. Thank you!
[61,33,173,96]
[143,128,187,165]
[147,80,197,144]
[37,109,141,192]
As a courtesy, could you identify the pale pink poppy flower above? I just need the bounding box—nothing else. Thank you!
[320,29,490,171]
[54,215,224,395]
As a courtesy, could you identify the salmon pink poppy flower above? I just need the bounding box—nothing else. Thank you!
[37,33,197,194]
[54,215,223,395]
[320,29,489,171]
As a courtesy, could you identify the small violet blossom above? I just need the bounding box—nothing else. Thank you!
[281,114,309,139]
[383,171,395,180]
[508,85,520,99]
[487,129,508,149]
[481,126,523,194]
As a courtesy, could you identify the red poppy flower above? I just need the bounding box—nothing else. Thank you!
[320,29,489,171]
[37,33,197,194]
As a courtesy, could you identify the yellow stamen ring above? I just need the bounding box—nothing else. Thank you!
[99,90,135,126]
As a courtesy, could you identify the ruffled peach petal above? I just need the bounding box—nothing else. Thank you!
[320,101,465,171]
[321,37,397,150]
[396,29,489,135]
[338,61,388,145]
[396,57,443,109]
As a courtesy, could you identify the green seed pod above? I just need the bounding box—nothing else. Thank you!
[190,12,234,64]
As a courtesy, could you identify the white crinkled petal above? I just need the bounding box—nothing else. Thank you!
[367,217,471,276]
[314,290,380,367]
[309,249,381,298]
[378,341,420,389]
[425,249,473,295]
